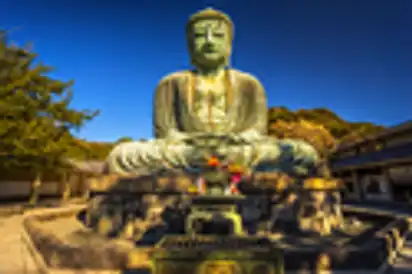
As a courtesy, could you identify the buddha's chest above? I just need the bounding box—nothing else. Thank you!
[191,76,228,114]
[182,71,234,132]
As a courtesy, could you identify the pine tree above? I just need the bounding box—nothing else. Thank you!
[0,31,99,175]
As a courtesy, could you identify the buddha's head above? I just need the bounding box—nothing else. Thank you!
[186,8,233,70]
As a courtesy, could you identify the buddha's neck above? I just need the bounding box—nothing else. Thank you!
[195,65,226,78]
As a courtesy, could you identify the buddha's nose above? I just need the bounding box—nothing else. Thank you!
[205,30,213,43]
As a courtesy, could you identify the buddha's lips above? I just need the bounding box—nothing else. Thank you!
[203,46,218,53]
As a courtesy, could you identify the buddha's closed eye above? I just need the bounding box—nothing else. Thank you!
[194,32,204,38]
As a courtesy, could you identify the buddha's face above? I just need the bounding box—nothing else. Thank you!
[189,19,232,69]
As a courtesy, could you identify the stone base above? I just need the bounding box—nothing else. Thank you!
[275,208,409,272]
[22,206,410,273]
[146,210,409,273]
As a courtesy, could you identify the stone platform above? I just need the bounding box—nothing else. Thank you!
[14,203,411,274]
[0,210,410,273]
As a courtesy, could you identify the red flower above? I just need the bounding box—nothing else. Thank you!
[231,174,242,184]
[207,156,220,167]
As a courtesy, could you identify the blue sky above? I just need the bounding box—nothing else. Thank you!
[2,0,411,142]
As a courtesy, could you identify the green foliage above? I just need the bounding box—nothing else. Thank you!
[0,32,99,172]
[115,136,134,144]
[66,139,114,160]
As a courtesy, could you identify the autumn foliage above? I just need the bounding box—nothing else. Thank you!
[268,107,385,156]
[269,120,336,157]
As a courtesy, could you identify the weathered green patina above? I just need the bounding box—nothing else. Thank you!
[106,8,320,177]
[151,235,284,274]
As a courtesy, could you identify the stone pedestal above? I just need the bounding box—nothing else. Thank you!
[296,179,344,235]
[271,178,344,236]
[186,196,245,236]
[297,191,343,235]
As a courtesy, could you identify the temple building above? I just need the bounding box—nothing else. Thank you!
[0,159,106,203]
[330,121,412,203]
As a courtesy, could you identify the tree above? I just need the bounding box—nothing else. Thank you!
[269,119,337,157]
[115,136,134,144]
[68,139,114,160]
[267,106,385,151]
[0,31,99,201]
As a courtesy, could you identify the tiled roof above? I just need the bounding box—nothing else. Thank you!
[66,159,107,174]
[331,141,412,170]
[334,120,412,152]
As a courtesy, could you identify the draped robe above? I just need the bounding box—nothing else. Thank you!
[107,69,320,175]
[154,69,267,138]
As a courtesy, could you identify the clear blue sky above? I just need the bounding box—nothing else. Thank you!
[2,0,411,142]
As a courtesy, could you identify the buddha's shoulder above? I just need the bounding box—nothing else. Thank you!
[156,69,263,86]
[229,69,264,87]
[156,70,192,86]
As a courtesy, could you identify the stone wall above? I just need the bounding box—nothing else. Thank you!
[87,173,194,193]
[22,205,134,271]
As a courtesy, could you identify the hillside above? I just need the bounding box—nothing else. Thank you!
[75,107,386,160]
[268,107,386,156]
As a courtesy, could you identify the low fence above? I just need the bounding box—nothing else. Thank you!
[0,174,130,204]
[0,181,61,199]
[0,175,95,204]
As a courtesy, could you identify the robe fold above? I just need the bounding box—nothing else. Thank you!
[154,69,268,138]
[107,69,320,176]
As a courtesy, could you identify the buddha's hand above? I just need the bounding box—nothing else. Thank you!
[180,132,227,148]
[228,130,263,145]
[165,130,189,145]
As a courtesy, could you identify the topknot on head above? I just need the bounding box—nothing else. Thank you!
[186,7,233,37]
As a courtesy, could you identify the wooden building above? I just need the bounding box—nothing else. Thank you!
[0,159,106,204]
[330,121,412,203]
[63,159,107,199]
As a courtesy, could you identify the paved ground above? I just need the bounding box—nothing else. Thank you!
[0,215,38,274]
[0,203,86,274]
[0,204,411,274]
